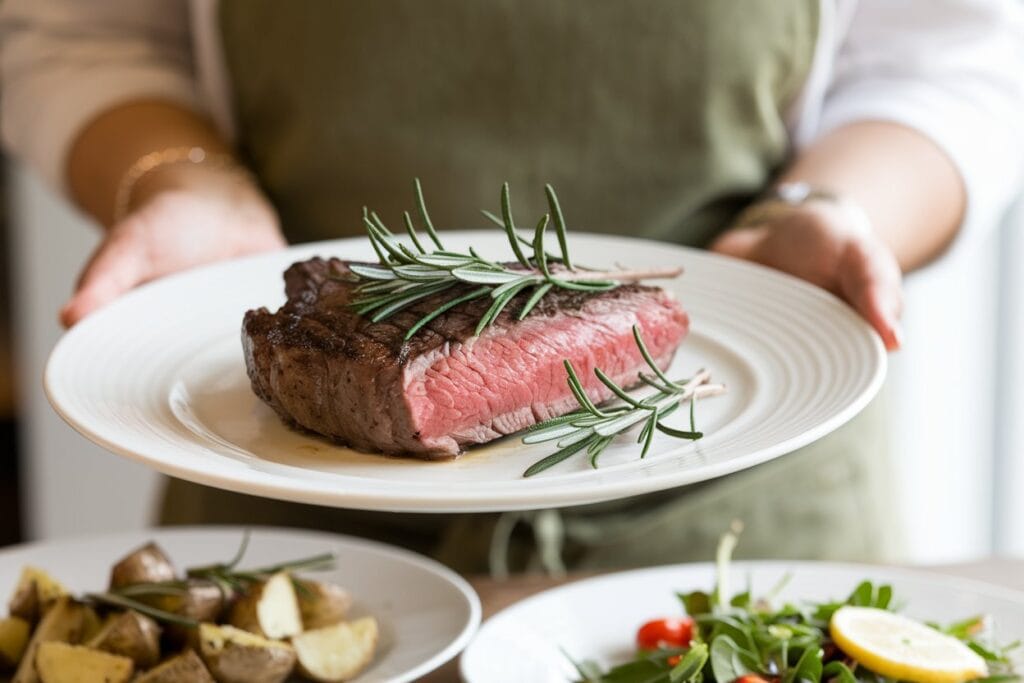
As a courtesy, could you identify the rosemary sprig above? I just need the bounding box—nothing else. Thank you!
[85,532,336,628]
[522,326,725,477]
[349,180,682,340]
[85,591,200,627]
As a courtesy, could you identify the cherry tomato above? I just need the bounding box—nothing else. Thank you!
[635,617,695,650]
[734,676,774,683]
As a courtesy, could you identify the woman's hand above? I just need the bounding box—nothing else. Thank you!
[61,164,286,327]
[710,200,904,351]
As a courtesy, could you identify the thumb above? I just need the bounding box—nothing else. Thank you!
[60,230,148,327]
[709,225,769,259]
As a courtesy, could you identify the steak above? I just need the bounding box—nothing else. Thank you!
[243,258,689,458]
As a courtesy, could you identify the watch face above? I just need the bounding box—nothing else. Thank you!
[776,181,813,203]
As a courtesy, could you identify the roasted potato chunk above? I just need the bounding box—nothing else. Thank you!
[229,572,302,639]
[199,623,295,683]
[292,617,378,682]
[148,579,225,649]
[34,642,133,683]
[7,568,67,624]
[0,617,30,669]
[12,597,87,683]
[134,649,215,683]
[79,606,103,644]
[297,581,352,630]
[150,580,223,623]
[87,610,161,668]
[109,542,176,590]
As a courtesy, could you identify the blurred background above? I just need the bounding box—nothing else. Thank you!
[0,159,1021,564]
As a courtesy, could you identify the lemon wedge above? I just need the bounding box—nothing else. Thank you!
[830,606,989,683]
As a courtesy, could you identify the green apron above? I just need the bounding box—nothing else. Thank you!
[160,0,900,572]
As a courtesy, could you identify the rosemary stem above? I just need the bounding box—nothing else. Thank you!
[557,266,683,282]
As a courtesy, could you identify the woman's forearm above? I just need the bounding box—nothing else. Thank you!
[68,99,234,227]
[779,121,966,272]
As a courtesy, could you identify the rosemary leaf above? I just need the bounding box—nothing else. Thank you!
[475,282,532,335]
[369,281,457,321]
[544,184,573,269]
[501,183,532,268]
[403,211,427,254]
[523,438,593,477]
[634,325,683,390]
[588,435,613,469]
[86,592,199,628]
[532,215,552,278]
[414,178,444,250]
[350,180,681,338]
[519,282,553,319]
[404,286,491,340]
[522,422,584,444]
[655,422,702,440]
[523,325,722,475]
[640,407,660,458]
[480,209,504,228]
[594,367,645,408]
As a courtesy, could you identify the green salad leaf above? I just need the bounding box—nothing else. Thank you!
[571,527,1019,683]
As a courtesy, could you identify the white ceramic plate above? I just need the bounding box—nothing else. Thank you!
[45,232,885,512]
[461,561,1024,682]
[0,526,479,683]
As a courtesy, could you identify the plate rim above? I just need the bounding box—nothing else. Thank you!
[43,233,887,512]
[0,525,482,683]
[461,559,1024,681]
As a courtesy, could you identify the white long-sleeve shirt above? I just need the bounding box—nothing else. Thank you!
[2,0,1023,238]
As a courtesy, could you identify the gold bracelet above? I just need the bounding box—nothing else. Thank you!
[112,146,239,223]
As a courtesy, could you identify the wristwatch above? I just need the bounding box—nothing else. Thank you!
[764,181,839,206]
[733,181,863,230]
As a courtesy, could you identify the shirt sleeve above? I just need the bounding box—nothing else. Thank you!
[818,0,1024,236]
[0,0,202,193]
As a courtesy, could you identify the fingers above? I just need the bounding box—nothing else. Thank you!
[709,226,769,259]
[839,241,904,351]
[60,229,147,327]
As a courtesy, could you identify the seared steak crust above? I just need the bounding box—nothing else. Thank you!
[243,257,689,458]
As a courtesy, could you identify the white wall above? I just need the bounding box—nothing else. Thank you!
[9,164,162,541]
[994,198,1024,556]
[7,159,1023,560]
[887,228,1000,562]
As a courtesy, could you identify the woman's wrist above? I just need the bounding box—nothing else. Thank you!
[113,146,246,222]
[125,155,265,216]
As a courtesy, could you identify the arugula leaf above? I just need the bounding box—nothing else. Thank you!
[822,661,858,683]
[669,643,708,683]
[783,646,822,683]
[709,635,759,682]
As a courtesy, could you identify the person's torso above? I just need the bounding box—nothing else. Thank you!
[219,0,817,246]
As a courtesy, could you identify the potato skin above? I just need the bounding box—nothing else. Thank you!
[109,543,177,590]
[199,624,295,683]
[12,597,87,683]
[151,580,223,623]
[7,568,67,625]
[87,610,161,668]
[150,580,224,649]
[297,581,352,631]
[134,650,215,683]
[33,642,133,683]
[0,617,31,669]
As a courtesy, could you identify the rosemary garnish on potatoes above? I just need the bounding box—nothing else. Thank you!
[350,180,682,339]
[523,326,725,477]
[86,532,335,627]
